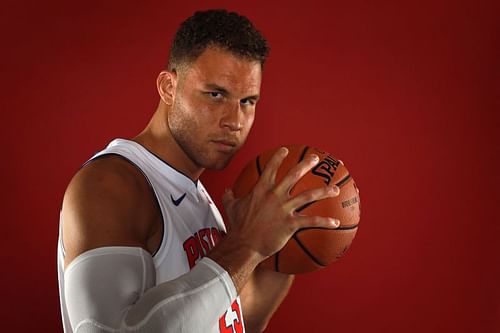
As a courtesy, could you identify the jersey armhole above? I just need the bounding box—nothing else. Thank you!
[87,153,166,257]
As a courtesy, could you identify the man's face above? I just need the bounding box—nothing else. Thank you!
[168,47,262,171]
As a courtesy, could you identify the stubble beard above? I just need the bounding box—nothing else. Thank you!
[174,131,237,171]
[168,102,238,171]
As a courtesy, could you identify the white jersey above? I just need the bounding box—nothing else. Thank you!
[57,138,245,333]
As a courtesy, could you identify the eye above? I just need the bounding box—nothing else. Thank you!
[208,92,223,99]
[240,98,256,106]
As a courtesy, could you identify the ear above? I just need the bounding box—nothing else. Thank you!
[157,70,177,105]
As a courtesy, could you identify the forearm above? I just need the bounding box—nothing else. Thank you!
[240,266,294,333]
[207,228,264,294]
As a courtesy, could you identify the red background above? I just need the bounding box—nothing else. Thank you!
[1,1,499,332]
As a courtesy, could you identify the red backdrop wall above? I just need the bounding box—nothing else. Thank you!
[1,1,499,332]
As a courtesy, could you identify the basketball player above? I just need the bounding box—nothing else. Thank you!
[57,10,340,333]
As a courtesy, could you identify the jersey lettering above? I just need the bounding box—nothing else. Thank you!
[182,237,198,269]
[212,228,222,244]
[199,228,211,254]
[183,227,224,269]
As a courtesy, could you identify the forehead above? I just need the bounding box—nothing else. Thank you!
[180,47,262,94]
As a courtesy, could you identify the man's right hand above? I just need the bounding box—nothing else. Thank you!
[223,147,340,260]
[208,147,339,292]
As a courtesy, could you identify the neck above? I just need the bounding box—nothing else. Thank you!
[133,102,204,181]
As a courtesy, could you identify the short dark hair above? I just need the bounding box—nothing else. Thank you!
[168,9,270,71]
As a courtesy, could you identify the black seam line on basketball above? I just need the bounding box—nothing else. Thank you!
[335,174,352,188]
[296,224,360,233]
[275,251,280,272]
[296,174,352,213]
[293,234,327,267]
[256,155,262,176]
[296,200,316,213]
[298,146,310,163]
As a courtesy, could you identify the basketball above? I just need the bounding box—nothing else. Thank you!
[232,145,361,274]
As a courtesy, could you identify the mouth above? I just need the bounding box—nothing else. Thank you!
[211,139,238,153]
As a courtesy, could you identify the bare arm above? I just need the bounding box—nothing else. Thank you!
[62,156,160,267]
[239,267,294,332]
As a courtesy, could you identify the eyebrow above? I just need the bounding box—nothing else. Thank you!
[204,83,260,101]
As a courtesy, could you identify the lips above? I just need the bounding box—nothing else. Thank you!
[211,139,238,152]
[212,139,238,147]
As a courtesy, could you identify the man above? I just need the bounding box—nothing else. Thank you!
[57,9,340,333]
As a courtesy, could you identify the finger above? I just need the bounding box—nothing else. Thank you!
[222,188,235,210]
[258,147,289,189]
[275,154,319,195]
[293,214,340,230]
[285,185,339,212]
[222,189,238,229]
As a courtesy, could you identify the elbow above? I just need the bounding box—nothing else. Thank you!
[245,319,270,333]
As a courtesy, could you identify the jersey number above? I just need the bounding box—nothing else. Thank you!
[219,300,243,333]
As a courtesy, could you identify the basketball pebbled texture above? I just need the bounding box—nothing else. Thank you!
[232,145,361,274]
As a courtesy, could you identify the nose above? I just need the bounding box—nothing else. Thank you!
[220,102,242,132]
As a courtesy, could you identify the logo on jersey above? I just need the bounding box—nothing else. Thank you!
[170,193,187,206]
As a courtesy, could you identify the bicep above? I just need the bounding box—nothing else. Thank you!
[61,158,156,268]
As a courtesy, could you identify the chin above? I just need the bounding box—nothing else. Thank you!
[203,155,234,171]
[207,160,231,170]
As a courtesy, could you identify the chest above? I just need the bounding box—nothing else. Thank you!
[153,190,227,283]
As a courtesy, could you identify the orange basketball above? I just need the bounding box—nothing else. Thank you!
[233,145,361,274]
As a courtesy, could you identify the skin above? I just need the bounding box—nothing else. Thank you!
[62,46,340,332]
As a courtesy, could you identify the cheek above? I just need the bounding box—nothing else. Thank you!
[182,95,216,122]
[173,95,207,126]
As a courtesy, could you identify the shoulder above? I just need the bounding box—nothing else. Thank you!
[69,155,149,199]
[62,155,160,266]
[65,155,152,215]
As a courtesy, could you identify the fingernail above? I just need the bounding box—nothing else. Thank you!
[331,185,340,195]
